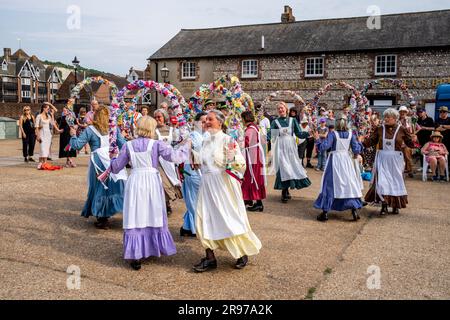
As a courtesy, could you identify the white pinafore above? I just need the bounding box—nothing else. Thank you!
[244,124,267,189]
[272,118,308,181]
[372,125,407,200]
[89,126,127,187]
[320,131,362,199]
[123,140,166,229]
[156,128,181,187]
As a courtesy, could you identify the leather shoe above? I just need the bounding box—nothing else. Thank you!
[130,260,141,271]
[235,255,248,269]
[351,209,360,221]
[317,212,328,222]
[193,258,217,273]
[247,204,264,212]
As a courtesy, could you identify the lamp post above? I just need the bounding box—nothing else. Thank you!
[72,56,80,104]
[160,63,169,84]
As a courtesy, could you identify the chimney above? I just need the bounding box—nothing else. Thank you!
[3,48,11,62]
[281,5,295,23]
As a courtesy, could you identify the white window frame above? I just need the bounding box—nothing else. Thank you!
[181,62,197,80]
[1,60,7,71]
[375,55,397,76]
[21,78,31,85]
[241,60,258,79]
[22,90,31,98]
[305,57,324,77]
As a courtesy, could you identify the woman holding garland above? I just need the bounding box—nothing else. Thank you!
[69,105,127,229]
[193,110,261,272]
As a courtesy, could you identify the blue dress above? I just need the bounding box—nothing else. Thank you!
[69,127,126,219]
[314,131,364,212]
[181,131,203,234]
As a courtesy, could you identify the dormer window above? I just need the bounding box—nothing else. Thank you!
[1,60,7,71]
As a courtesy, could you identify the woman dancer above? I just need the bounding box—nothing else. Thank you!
[110,116,189,270]
[193,110,261,272]
[314,116,364,222]
[69,105,127,229]
[270,102,311,203]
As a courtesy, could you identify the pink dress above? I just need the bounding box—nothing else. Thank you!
[421,142,448,162]
[241,123,266,201]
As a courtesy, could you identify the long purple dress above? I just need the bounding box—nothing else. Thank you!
[111,137,188,260]
[314,131,364,212]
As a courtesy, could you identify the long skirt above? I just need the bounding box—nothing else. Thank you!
[314,155,363,212]
[196,172,261,259]
[274,171,311,190]
[123,212,176,260]
[181,172,202,234]
[82,154,124,218]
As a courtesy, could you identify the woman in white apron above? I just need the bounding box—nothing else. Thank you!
[193,110,262,273]
[241,111,267,212]
[271,102,311,203]
[154,108,183,215]
[110,116,189,270]
[69,106,127,229]
[363,108,417,215]
[314,116,364,222]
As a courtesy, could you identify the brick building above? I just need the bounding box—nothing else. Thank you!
[0,48,63,104]
[148,8,450,117]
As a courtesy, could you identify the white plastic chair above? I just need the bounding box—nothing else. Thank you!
[422,154,449,181]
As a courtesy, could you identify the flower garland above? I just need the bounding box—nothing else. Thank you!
[360,78,417,110]
[64,76,118,126]
[110,80,188,155]
[190,75,254,144]
[307,81,367,134]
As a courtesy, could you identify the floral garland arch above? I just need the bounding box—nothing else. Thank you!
[360,78,417,108]
[190,74,254,143]
[307,81,368,134]
[64,76,119,126]
[109,80,188,155]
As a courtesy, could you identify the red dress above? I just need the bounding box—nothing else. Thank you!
[241,123,266,201]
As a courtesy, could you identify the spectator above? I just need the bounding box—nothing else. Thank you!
[316,118,329,171]
[19,106,36,163]
[399,106,414,177]
[435,106,450,171]
[421,131,449,181]
[76,107,89,154]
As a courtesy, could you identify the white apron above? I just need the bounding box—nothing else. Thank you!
[123,140,165,229]
[271,118,308,181]
[320,131,362,199]
[156,128,181,187]
[244,124,267,189]
[89,126,127,188]
[372,125,407,199]
[198,132,249,240]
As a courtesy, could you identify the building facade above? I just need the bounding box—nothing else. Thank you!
[0,48,63,104]
[148,8,450,117]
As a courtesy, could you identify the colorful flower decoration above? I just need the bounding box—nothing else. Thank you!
[190,75,254,145]
[65,76,118,127]
[110,80,189,155]
[360,78,417,108]
[306,81,367,135]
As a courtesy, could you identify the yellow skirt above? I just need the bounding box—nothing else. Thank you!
[195,173,262,260]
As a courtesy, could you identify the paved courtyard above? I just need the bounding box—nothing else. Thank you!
[0,137,449,300]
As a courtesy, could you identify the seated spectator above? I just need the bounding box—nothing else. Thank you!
[421,131,449,181]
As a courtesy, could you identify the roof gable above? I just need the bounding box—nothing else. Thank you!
[150,10,450,60]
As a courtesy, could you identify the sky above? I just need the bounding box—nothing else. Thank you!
[1,0,449,76]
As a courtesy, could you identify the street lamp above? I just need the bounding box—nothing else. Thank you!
[160,63,169,83]
[72,56,80,103]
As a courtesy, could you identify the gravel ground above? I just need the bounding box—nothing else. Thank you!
[0,137,449,300]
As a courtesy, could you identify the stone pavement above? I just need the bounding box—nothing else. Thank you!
[0,137,449,300]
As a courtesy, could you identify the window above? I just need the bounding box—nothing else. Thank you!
[22,90,31,98]
[143,93,152,105]
[305,57,324,77]
[375,55,397,75]
[241,60,258,78]
[1,60,7,71]
[181,62,196,79]
[21,78,31,85]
